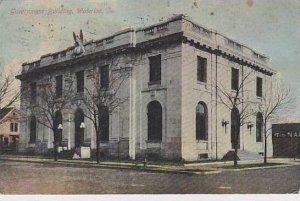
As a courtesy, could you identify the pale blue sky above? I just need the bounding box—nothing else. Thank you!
[0,0,299,119]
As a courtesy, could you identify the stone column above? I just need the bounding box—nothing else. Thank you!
[47,128,51,148]
[91,121,95,149]
[129,70,136,159]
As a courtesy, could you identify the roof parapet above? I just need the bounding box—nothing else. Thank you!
[19,14,272,76]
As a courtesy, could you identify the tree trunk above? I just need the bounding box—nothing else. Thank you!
[54,142,58,161]
[96,128,100,164]
[264,122,267,164]
[53,128,58,161]
[233,125,238,167]
[234,142,238,167]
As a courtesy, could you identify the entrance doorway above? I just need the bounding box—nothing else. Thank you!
[54,111,63,145]
[74,108,84,147]
[231,107,240,149]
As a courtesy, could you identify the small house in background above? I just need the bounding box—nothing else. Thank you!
[0,107,20,150]
[272,123,300,159]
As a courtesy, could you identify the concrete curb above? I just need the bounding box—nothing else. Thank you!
[1,156,299,175]
[221,163,300,172]
[0,157,204,176]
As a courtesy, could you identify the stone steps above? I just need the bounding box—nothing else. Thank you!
[222,150,264,161]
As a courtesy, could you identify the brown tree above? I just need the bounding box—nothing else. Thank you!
[258,79,294,164]
[77,59,130,164]
[216,69,255,167]
[0,73,20,111]
[27,76,74,161]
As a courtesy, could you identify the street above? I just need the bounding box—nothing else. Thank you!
[0,160,299,194]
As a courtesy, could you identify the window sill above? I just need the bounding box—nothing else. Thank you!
[148,81,161,86]
[146,140,162,143]
[74,92,84,99]
[197,81,207,85]
[196,140,208,143]
[196,81,208,90]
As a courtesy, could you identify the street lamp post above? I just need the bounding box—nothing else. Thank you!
[294,137,296,161]
[57,124,63,147]
[117,136,120,160]
[54,123,63,161]
[80,122,85,146]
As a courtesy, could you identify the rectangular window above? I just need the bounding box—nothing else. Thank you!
[231,68,239,91]
[10,123,14,132]
[197,56,207,83]
[55,75,63,98]
[10,123,18,132]
[257,77,263,97]
[15,123,18,132]
[30,82,37,103]
[149,55,161,83]
[100,65,109,89]
[76,71,84,93]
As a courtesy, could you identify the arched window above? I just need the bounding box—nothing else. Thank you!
[54,111,63,144]
[196,102,208,140]
[74,108,84,147]
[29,115,36,143]
[99,106,109,142]
[231,107,240,149]
[256,112,263,142]
[147,101,162,141]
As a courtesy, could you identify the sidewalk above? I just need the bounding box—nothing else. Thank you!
[0,154,299,175]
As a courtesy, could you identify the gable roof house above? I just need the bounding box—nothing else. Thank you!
[0,107,20,149]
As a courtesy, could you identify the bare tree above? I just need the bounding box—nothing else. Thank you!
[0,73,20,111]
[27,76,74,161]
[77,59,130,164]
[258,80,294,164]
[216,69,255,167]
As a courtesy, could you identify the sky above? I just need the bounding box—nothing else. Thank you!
[0,0,299,120]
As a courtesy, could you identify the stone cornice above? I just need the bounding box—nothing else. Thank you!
[183,37,274,76]
[17,14,275,80]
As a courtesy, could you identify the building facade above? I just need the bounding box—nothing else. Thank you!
[0,108,20,149]
[17,15,275,161]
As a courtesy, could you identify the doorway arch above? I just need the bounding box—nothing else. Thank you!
[54,111,63,144]
[196,101,208,140]
[74,108,84,147]
[147,101,162,142]
[231,107,240,149]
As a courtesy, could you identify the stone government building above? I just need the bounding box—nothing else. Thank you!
[16,15,275,161]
